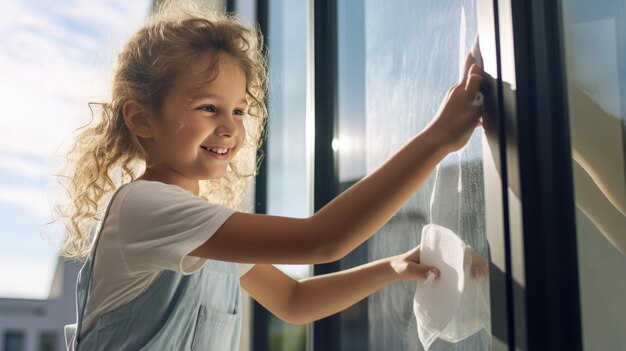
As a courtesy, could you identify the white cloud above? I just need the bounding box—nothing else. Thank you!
[0,254,56,299]
[0,186,51,219]
[0,155,49,179]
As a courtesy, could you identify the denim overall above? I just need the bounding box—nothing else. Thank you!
[64,184,244,350]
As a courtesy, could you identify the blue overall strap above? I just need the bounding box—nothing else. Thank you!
[65,184,129,350]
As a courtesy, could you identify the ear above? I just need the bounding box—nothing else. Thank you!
[122,99,156,139]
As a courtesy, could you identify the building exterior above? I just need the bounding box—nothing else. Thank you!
[0,258,81,351]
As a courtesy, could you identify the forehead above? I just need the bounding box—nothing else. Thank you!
[176,52,247,99]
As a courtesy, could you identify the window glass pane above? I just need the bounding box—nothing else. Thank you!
[4,331,25,351]
[39,331,57,351]
[266,0,312,349]
[337,1,493,350]
[267,2,310,221]
[560,1,626,349]
[266,0,311,279]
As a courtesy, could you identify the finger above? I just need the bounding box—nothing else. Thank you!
[406,245,421,261]
[461,53,473,84]
[466,63,482,83]
[465,72,483,100]
[410,263,440,280]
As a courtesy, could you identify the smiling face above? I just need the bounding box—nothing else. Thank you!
[141,52,248,186]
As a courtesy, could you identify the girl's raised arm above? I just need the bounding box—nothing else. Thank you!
[189,62,483,264]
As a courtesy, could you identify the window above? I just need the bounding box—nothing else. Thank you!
[4,330,25,351]
[39,331,57,351]
[263,0,313,350]
[335,1,495,350]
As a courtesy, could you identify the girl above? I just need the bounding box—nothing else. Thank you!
[58,4,483,351]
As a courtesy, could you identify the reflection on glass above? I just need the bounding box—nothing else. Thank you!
[266,0,311,350]
[338,0,492,350]
[561,0,626,349]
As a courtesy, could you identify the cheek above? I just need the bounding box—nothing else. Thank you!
[235,120,246,144]
[237,120,246,145]
[228,123,245,158]
[178,122,205,143]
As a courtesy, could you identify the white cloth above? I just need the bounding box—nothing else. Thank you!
[413,224,490,350]
[82,180,255,335]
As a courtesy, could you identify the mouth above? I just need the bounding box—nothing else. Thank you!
[200,145,232,160]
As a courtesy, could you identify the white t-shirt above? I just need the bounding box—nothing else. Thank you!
[81,180,255,335]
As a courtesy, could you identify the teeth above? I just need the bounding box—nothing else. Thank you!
[206,147,228,154]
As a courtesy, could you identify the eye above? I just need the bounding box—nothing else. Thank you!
[233,109,245,116]
[198,105,216,113]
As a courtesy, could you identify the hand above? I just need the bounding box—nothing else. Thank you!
[388,245,440,282]
[426,54,484,153]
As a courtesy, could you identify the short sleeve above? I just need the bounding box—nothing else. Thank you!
[117,181,237,275]
[237,263,255,277]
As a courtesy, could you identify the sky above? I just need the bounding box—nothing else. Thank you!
[0,0,152,299]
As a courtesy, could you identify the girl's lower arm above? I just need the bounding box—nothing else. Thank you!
[313,128,449,260]
[290,257,397,324]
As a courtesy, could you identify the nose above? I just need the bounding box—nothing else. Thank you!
[215,113,239,138]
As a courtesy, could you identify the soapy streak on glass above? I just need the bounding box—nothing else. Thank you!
[361,1,491,350]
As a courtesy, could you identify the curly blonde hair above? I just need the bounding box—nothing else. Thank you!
[52,2,268,260]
